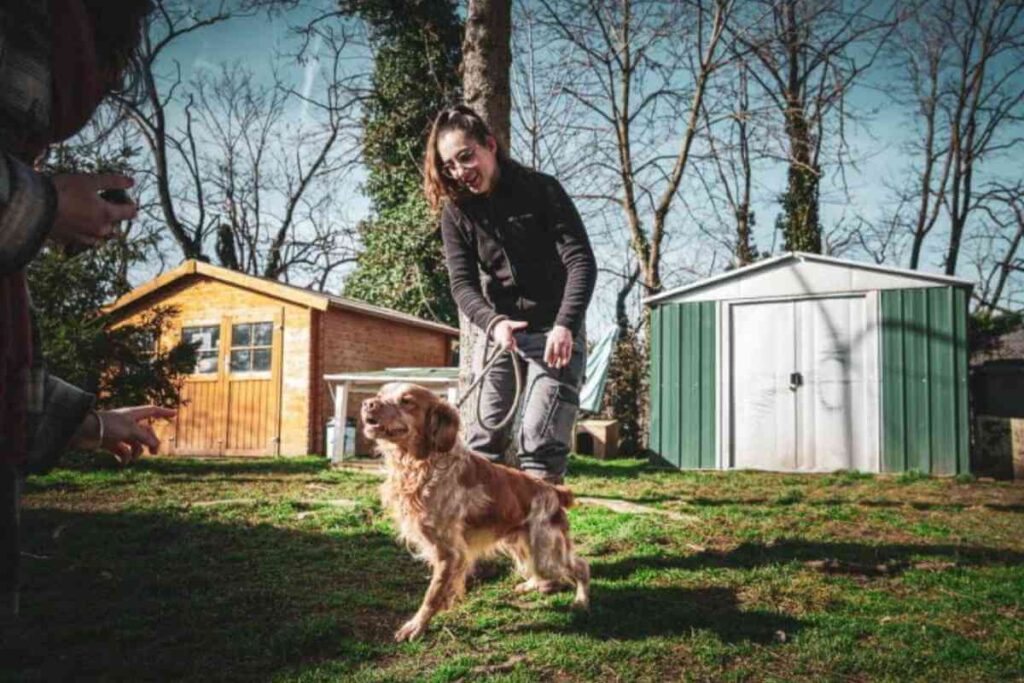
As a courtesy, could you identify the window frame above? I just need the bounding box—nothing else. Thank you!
[181,324,222,377]
[228,320,274,376]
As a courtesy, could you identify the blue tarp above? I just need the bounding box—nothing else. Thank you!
[579,327,619,414]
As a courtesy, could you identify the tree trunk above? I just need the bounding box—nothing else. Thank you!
[458,0,512,451]
[779,0,821,254]
[462,0,512,151]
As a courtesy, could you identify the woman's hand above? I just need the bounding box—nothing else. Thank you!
[544,325,573,369]
[50,174,137,247]
[491,319,528,352]
[74,405,177,465]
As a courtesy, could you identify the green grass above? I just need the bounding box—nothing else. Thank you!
[3,455,1023,682]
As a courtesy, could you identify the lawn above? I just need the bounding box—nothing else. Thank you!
[3,455,1023,682]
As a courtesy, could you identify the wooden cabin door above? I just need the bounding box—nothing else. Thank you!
[171,310,283,456]
[223,311,284,455]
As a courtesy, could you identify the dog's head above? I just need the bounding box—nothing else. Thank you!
[361,382,460,458]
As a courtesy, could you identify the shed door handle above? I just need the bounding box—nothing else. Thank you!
[789,372,803,391]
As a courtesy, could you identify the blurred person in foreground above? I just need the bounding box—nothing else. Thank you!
[1,0,176,621]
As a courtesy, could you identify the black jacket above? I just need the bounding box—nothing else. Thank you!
[440,160,597,337]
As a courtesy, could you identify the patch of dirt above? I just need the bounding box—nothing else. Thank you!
[576,496,697,522]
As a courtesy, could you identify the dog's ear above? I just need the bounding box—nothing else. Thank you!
[423,400,460,456]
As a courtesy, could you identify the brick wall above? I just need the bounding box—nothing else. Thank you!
[313,308,455,454]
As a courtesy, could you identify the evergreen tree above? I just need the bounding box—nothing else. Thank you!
[341,0,463,325]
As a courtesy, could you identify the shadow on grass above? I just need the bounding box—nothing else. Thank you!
[596,540,1024,581]
[684,497,1024,513]
[568,458,654,479]
[516,585,802,643]
[138,457,330,477]
[55,454,331,478]
[2,507,411,681]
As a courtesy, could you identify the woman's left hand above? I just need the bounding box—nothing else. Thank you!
[544,325,574,369]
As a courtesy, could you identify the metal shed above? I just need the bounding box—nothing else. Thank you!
[645,252,974,475]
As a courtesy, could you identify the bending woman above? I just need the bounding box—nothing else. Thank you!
[424,105,597,485]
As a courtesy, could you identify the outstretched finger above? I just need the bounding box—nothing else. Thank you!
[128,406,178,421]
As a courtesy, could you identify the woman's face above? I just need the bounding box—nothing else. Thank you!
[437,129,499,195]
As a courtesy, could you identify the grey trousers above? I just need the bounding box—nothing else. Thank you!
[466,329,586,478]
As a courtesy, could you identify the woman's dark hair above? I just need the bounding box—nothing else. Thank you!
[423,105,508,214]
[82,0,155,101]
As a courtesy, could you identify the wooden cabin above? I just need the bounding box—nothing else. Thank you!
[105,260,458,457]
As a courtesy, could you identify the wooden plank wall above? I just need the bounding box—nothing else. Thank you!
[110,276,310,456]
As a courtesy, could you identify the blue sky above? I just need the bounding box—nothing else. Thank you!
[138,2,1021,337]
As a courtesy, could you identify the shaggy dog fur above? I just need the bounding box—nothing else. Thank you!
[361,382,590,642]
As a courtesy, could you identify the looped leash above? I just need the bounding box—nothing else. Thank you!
[455,322,524,433]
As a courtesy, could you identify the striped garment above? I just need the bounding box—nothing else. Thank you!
[0,2,95,471]
[0,3,57,274]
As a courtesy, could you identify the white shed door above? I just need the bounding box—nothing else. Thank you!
[731,296,878,472]
[732,301,798,470]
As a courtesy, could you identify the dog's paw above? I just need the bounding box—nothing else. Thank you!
[571,593,590,610]
[514,579,535,594]
[394,618,426,642]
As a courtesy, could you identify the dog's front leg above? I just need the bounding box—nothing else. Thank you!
[395,551,467,642]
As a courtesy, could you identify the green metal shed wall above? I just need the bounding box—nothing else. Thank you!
[880,287,970,475]
[649,302,716,468]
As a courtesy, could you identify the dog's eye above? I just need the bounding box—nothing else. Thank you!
[400,396,414,407]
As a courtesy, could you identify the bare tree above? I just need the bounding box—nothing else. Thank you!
[696,56,765,266]
[889,0,1024,275]
[733,0,896,254]
[111,0,364,286]
[971,183,1024,313]
[459,0,512,432]
[510,0,588,179]
[189,23,364,282]
[538,0,732,335]
[463,0,513,150]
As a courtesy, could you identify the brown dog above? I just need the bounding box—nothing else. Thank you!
[361,382,590,642]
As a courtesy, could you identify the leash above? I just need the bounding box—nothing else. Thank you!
[455,337,524,433]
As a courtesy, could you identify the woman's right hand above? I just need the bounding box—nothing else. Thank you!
[50,174,137,247]
[491,319,528,352]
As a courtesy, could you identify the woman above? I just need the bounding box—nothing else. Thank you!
[424,105,597,485]
[1,0,175,620]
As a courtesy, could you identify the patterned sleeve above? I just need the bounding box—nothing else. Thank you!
[0,4,58,275]
[24,373,95,475]
[0,155,57,274]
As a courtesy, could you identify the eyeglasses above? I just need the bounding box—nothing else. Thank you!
[440,144,480,179]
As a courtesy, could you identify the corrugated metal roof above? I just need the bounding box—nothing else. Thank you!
[646,252,974,306]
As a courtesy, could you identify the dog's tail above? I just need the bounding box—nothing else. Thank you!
[554,485,575,509]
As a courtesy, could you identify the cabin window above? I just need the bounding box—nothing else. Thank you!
[182,325,220,374]
[135,328,159,358]
[230,321,273,372]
